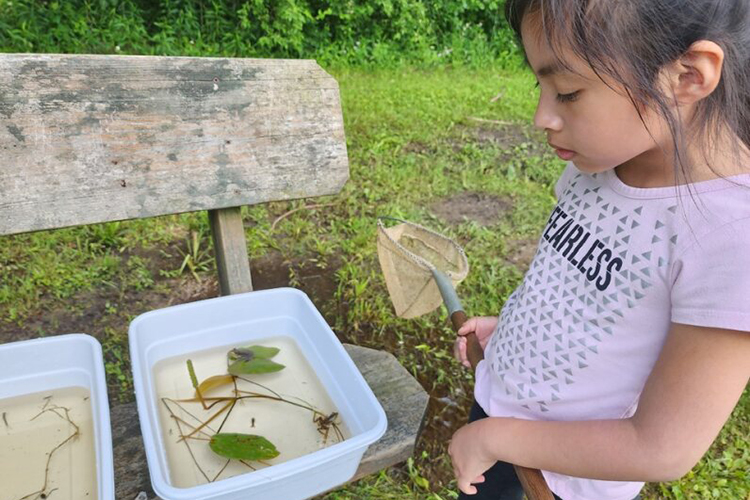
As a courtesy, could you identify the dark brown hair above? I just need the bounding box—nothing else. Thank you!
[505,0,750,187]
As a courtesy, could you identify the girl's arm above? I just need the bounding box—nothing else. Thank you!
[449,323,750,493]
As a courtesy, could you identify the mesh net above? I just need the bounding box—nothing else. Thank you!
[376,218,469,319]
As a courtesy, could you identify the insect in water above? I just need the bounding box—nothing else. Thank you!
[314,412,344,445]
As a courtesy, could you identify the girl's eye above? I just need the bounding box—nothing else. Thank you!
[556,91,581,103]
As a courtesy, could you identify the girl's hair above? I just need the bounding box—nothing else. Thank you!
[504,0,750,186]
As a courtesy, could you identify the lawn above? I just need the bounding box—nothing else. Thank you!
[1,66,747,499]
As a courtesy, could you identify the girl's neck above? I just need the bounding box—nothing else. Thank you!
[615,131,750,189]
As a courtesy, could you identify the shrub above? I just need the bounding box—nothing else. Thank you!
[0,0,523,67]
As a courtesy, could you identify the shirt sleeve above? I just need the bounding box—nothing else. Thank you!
[670,217,750,332]
[554,162,577,200]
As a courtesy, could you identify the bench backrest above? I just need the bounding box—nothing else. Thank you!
[0,54,349,235]
[0,54,349,294]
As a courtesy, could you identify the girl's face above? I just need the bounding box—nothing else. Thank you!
[521,17,670,175]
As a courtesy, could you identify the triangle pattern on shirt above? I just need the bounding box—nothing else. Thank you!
[487,171,662,413]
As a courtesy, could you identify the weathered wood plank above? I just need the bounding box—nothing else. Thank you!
[0,54,349,235]
[208,207,253,295]
[111,344,429,499]
[346,344,429,481]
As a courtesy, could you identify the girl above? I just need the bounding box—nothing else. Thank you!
[449,1,750,499]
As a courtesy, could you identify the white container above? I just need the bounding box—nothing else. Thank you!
[129,288,388,500]
[0,334,115,500]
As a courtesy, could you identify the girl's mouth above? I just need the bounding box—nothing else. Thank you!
[552,146,576,161]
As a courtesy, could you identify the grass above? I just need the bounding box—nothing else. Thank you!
[0,66,747,499]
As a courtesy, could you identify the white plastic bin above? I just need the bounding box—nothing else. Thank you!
[0,333,115,500]
[129,288,387,500]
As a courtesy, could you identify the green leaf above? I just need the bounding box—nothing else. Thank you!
[209,433,280,461]
[229,345,280,361]
[228,357,285,375]
[227,346,285,374]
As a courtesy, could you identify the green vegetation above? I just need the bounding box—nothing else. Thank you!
[0,2,747,498]
[0,0,520,67]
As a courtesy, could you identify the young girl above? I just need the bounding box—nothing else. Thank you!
[449,1,750,499]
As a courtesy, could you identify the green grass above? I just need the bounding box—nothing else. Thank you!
[0,66,747,499]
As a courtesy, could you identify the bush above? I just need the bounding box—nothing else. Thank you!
[0,0,523,67]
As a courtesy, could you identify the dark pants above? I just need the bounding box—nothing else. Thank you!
[457,402,641,500]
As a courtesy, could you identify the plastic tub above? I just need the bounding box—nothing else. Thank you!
[0,334,115,500]
[129,288,387,500]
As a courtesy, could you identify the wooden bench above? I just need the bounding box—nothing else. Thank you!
[0,53,429,499]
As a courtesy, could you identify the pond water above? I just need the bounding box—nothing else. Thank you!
[0,386,97,500]
[154,336,349,488]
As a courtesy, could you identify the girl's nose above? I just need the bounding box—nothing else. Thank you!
[534,95,563,132]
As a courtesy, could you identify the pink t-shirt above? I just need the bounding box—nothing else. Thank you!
[474,163,750,500]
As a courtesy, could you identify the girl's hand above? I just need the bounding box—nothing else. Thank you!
[448,419,496,495]
[453,316,498,368]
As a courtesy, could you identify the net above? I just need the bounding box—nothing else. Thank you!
[376,217,469,319]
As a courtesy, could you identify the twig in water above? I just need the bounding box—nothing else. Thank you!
[211,459,232,482]
[162,398,216,438]
[161,399,211,484]
[16,404,80,500]
[179,399,233,442]
[215,378,239,434]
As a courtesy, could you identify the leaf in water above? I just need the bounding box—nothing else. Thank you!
[227,346,284,374]
[228,357,285,375]
[229,346,280,362]
[195,374,235,397]
[250,345,280,358]
[209,433,280,461]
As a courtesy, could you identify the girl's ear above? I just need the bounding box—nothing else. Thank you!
[667,40,724,106]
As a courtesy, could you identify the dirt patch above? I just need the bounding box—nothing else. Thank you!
[430,192,513,227]
[455,120,543,148]
[251,251,341,324]
[504,237,540,273]
[470,123,530,149]
[402,140,432,155]
[446,121,547,159]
